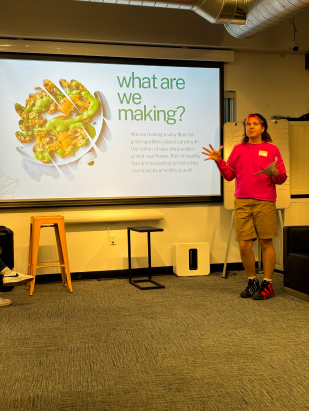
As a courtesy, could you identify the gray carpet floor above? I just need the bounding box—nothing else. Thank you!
[1,271,309,411]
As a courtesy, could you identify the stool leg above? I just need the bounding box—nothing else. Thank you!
[128,229,132,282]
[29,220,41,296]
[54,224,67,287]
[57,222,73,293]
[147,232,152,280]
[26,223,33,290]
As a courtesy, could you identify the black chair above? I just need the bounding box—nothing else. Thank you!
[0,226,14,293]
[283,226,309,301]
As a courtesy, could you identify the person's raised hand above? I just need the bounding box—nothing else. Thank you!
[202,144,223,162]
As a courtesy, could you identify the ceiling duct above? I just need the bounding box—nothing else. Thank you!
[96,0,247,24]
[225,0,309,38]
[71,0,309,39]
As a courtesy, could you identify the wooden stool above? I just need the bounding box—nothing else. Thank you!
[27,215,73,295]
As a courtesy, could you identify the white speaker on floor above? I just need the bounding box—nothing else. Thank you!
[173,242,210,276]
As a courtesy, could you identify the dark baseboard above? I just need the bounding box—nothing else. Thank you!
[211,262,244,273]
[34,262,282,284]
[35,266,174,284]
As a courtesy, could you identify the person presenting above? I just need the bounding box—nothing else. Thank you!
[202,113,287,300]
[0,257,34,307]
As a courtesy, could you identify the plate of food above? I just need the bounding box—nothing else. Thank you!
[15,79,103,165]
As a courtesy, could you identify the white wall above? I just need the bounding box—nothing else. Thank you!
[1,51,309,275]
[225,52,309,120]
[289,122,309,195]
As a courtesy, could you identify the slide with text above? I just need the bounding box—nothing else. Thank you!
[0,57,221,201]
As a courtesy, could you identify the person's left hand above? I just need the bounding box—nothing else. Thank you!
[268,167,279,177]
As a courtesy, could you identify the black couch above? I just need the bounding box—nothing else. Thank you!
[283,226,309,301]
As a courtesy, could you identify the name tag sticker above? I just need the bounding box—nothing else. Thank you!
[259,150,268,157]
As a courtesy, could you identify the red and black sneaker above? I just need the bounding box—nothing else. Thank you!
[253,280,274,300]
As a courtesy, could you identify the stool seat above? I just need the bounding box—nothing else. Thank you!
[127,226,164,233]
[27,215,72,295]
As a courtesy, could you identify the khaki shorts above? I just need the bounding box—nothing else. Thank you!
[234,198,278,242]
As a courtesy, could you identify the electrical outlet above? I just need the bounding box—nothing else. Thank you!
[109,234,116,245]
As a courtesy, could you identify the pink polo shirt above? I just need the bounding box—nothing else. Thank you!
[216,142,287,201]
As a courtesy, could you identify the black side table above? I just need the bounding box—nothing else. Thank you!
[127,226,165,290]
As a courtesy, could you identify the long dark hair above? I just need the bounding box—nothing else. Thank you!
[241,113,272,143]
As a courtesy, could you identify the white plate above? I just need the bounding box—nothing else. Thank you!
[15,85,103,166]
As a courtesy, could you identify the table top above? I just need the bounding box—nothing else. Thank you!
[127,226,164,233]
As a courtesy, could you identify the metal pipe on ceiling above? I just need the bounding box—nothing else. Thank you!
[70,0,309,39]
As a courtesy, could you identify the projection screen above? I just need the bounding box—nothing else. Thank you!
[0,53,223,208]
